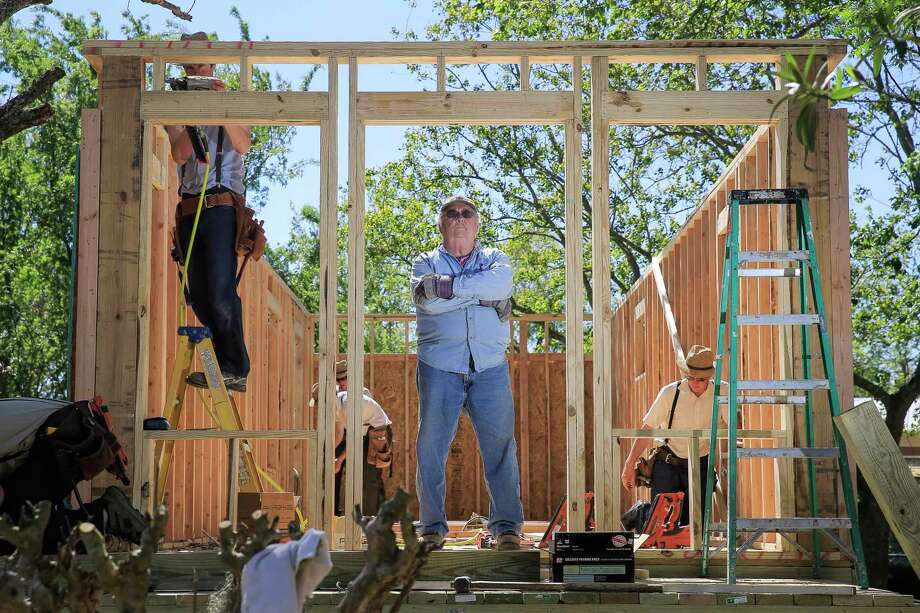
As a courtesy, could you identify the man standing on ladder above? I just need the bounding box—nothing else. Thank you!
[165,31,252,393]
[411,195,523,550]
[621,345,727,527]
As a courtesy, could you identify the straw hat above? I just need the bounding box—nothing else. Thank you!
[680,345,715,379]
[335,360,348,380]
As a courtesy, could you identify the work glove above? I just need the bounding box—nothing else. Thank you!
[414,273,454,302]
[479,299,512,322]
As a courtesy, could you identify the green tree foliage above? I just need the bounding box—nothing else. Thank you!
[0,8,103,397]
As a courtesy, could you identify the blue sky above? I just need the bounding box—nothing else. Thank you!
[21,1,896,243]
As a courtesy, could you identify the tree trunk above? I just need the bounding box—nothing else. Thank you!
[857,472,891,588]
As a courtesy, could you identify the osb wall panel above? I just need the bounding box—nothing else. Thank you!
[611,126,786,539]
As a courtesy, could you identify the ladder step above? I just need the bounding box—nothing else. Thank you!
[737,379,829,391]
[739,250,810,262]
[738,268,801,277]
[736,314,821,326]
[731,188,807,204]
[718,395,807,405]
[737,447,839,459]
[712,517,852,531]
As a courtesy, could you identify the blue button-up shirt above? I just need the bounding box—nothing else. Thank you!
[411,242,512,374]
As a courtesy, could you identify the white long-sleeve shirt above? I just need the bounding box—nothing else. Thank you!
[335,388,391,436]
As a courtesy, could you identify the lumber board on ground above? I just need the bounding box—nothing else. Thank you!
[324,550,540,586]
[835,401,920,577]
[143,429,317,440]
[89,550,541,592]
[651,578,855,595]
[100,596,917,613]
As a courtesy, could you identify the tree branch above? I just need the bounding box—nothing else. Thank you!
[0,0,50,25]
[0,66,65,143]
[853,371,892,403]
[139,0,193,21]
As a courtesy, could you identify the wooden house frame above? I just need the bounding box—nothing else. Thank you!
[78,39,851,559]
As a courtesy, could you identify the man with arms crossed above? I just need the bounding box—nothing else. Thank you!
[411,195,523,550]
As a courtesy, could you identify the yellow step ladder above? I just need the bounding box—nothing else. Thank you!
[154,326,263,505]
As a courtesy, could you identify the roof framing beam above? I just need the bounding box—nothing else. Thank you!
[83,39,847,71]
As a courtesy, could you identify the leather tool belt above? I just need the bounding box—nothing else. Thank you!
[654,445,688,467]
[177,190,242,217]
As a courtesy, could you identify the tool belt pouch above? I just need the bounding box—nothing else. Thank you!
[169,225,184,264]
[77,437,116,481]
[234,196,267,261]
[635,449,656,487]
[366,425,393,469]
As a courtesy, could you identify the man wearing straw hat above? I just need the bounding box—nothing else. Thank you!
[331,359,393,516]
[410,195,523,550]
[620,345,727,527]
[165,31,253,393]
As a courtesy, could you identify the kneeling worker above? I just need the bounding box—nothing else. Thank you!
[333,360,393,516]
[620,345,727,527]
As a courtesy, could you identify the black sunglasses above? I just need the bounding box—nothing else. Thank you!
[444,208,477,219]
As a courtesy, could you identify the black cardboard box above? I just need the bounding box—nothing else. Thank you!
[551,532,635,583]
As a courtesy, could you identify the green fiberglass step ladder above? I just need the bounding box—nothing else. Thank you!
[700,188,868,588]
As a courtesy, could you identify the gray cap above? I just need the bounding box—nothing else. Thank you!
[439,195,478,213]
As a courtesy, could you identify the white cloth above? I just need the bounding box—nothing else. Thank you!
[0,398,68,480]
[241,529,333,613]
[335,388,392,435]
[642,380,727,458]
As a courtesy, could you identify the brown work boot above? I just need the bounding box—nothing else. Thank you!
[497,531,521,551]
[421,532,444,548]
[186,372,247,392]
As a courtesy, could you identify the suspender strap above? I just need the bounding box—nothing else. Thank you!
[663,384,681,445]
[215,127,225,187]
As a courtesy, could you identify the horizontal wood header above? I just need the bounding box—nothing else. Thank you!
[603,90,784,125]
[356,91,574,125]
[83,39,846,69]
[140,91,328,125]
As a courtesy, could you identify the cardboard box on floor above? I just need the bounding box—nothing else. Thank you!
[237,492,298,530]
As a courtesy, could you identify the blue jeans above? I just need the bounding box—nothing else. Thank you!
[179,204,250,377]
[415,359,524,537]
